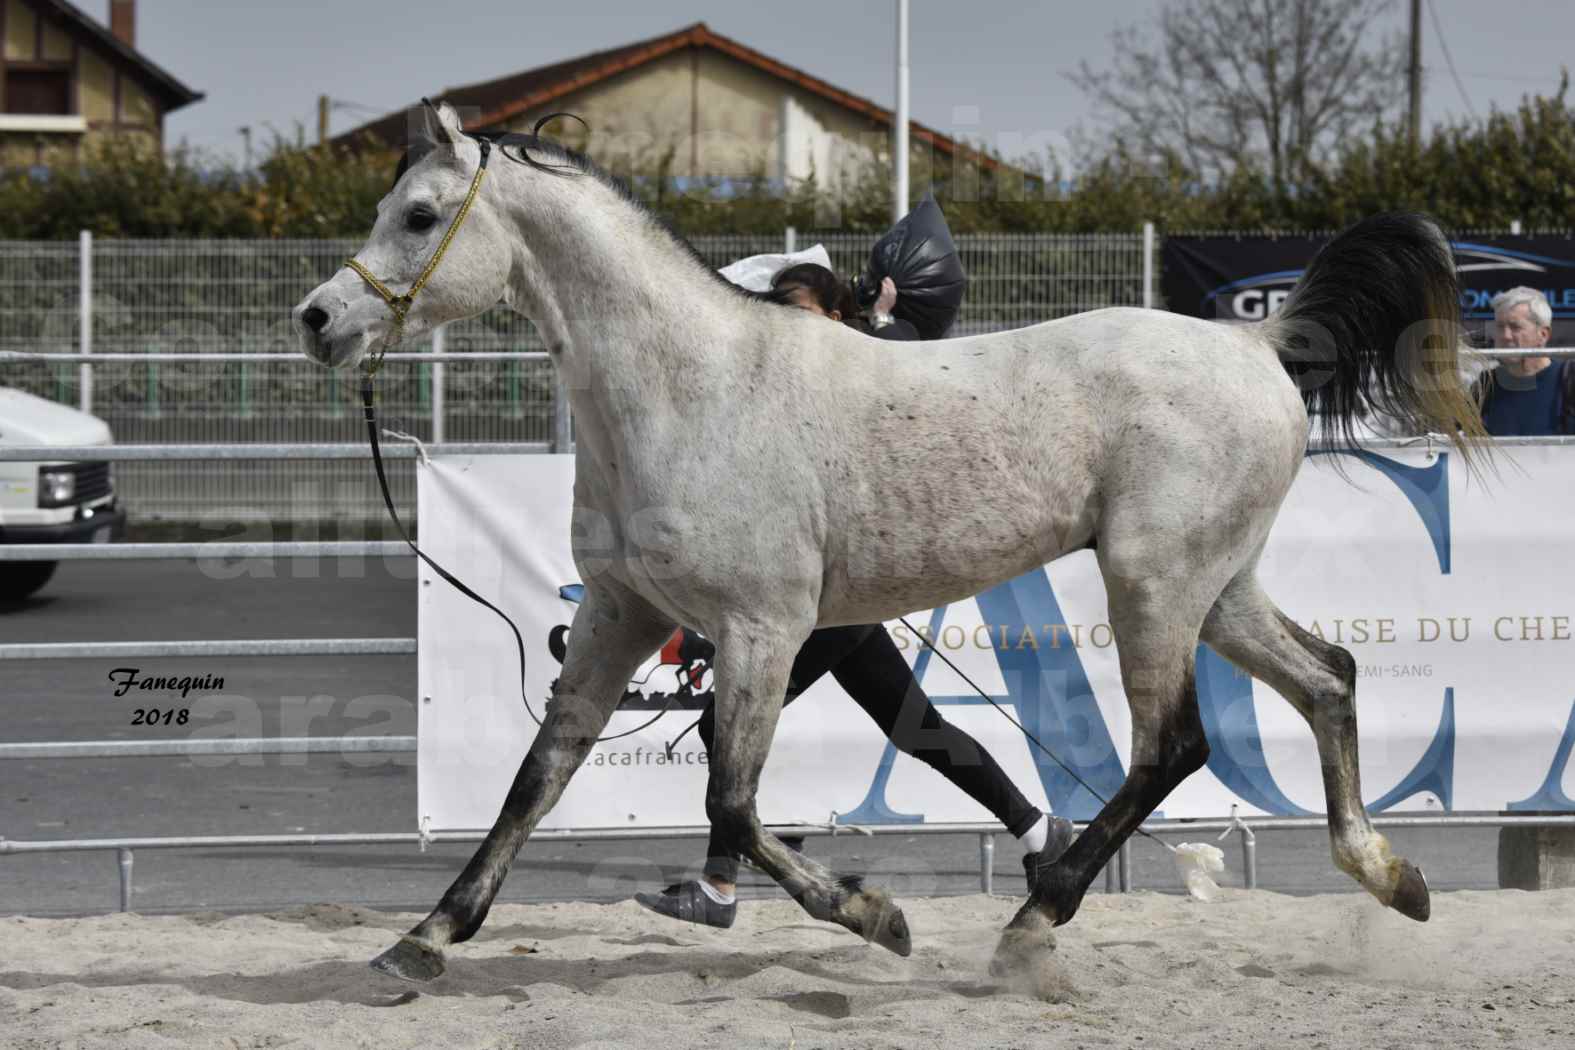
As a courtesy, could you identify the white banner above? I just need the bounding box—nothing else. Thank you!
[417,448,1575,832]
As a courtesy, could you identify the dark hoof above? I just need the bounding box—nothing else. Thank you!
[873,901,912,958]
[869,894,919,957]
[1389,860,1430,922]
[989,906,1057,979]
[370,936,447,983]
[840,884,912,957]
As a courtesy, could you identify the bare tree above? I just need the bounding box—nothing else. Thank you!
[1069,0,1406,193]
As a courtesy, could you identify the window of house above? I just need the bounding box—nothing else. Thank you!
[5,70,72,116]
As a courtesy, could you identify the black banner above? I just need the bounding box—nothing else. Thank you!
[1162,233,1575,344]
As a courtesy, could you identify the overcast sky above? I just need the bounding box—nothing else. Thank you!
[135,0,1573,166]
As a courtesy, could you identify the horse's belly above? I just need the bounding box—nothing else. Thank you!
[817,505,1092,626]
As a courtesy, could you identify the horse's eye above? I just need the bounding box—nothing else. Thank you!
[406,209,438,233]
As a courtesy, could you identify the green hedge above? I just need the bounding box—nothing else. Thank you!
[2,79,1570,238]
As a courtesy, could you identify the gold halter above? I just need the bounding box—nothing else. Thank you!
[346,136,492,374]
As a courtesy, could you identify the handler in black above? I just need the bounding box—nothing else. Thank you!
[635,263,1073,929]
[773,262,920,340]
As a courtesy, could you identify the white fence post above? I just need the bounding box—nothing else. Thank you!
[78,230,93,413]
[1142,221,1156,310]
[784,225,797,254]
[430,324,446,445]
[551,380,572,453]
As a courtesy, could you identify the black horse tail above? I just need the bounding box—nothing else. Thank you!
[1264,211,1487,464]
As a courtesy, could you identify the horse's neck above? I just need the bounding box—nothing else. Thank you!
[496,173,748,397]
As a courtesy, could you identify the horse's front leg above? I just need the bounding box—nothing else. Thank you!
[371,583,674,982]
[705,619,913,956]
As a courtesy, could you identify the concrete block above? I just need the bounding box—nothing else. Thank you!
[1497,825,1575,890]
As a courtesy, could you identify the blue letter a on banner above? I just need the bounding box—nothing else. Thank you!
[972,572,1129,821]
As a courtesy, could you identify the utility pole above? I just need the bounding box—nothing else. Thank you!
[1407,0,1423,149]
[238,126,252,169]
[318,94,331,147]
[894,0,910,222]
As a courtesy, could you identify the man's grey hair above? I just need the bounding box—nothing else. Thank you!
[1491,286,1553,327]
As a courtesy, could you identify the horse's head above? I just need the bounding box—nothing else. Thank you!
[294,102,514,369]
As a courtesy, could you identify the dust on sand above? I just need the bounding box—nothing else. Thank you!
[2,889,1573,1048]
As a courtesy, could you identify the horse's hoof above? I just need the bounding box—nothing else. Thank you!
[857,892,912,957]
[989,905,1057,979]
[370,936,447,983]
[1388,860,1430,922]
[871,899,913,957]
[838,883,912,957]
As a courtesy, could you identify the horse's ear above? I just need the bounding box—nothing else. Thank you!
[411,99,465,151]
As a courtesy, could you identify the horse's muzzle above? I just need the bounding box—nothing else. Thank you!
[292,306,366,369]
[295,327,337,368]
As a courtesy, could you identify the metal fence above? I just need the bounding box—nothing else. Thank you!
[0,230,1149,523]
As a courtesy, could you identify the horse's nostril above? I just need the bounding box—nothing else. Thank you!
[301,306,330,333]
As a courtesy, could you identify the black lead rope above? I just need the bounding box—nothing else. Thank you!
[360,374,679,743]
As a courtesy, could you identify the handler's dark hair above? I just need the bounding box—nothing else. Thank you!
[771,263,860,321]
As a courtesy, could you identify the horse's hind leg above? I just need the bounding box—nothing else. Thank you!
[371,583,675,982]
[704,620,912,956]
[994,573,1213,972]
[1200,572,1429,920]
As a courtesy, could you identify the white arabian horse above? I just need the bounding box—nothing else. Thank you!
[294,102,1485,982]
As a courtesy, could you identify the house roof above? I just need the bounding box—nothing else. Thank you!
[33,0,202,110]
[334,21,985,165]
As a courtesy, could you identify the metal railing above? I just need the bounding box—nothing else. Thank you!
[0,737,416,759]
[10,222,1565,522]
[0,438,529,665]
[0,230,1150,521]
[5,343,562,523]
[3,746,1572,911]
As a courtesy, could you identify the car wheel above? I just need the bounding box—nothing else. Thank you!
[1,560,59,600]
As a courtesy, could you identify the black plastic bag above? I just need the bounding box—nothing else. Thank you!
[854,192,968,340]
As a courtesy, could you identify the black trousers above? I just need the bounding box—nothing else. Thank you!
[697,624,1043,882]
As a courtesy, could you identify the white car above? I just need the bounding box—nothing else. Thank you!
[0,387,126,599]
